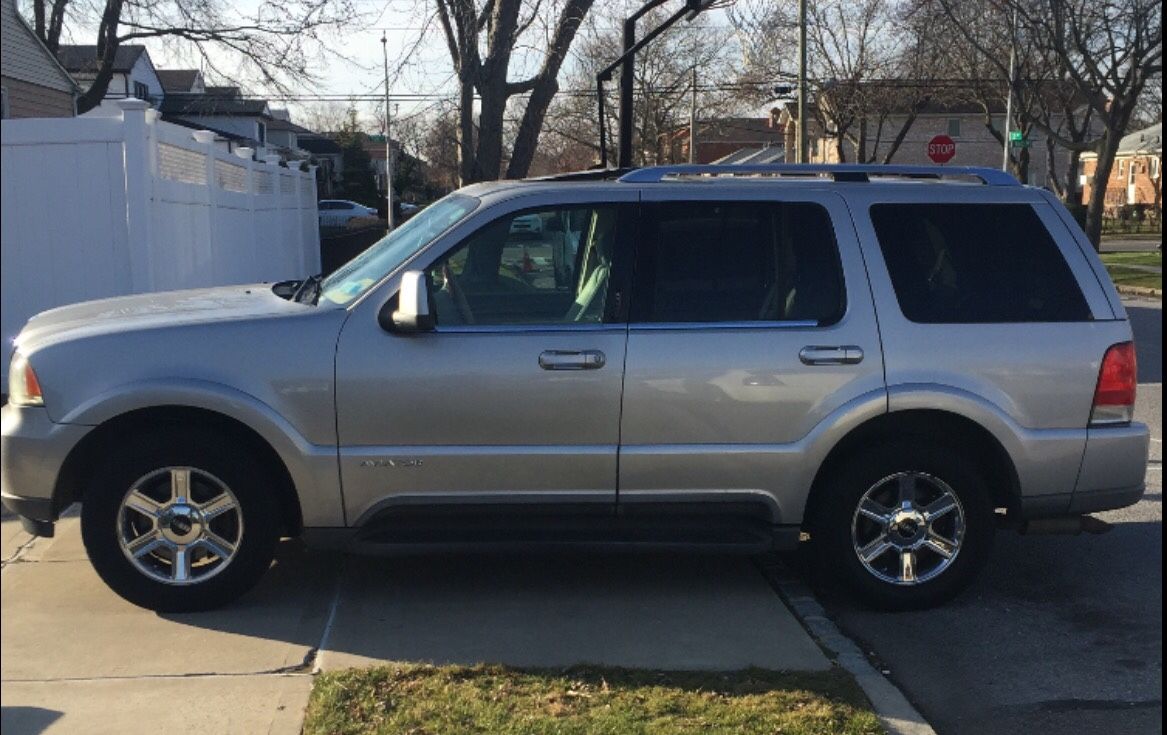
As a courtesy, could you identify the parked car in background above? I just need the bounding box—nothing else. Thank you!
[1,164,1147,613]
[319,200,378,228]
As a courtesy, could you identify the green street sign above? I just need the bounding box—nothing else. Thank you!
[1008,130,1024,142]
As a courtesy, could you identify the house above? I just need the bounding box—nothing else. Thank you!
[156,69,206,95]
[771,86,1097,190]
[297,134,344,196]
[56,44,164,105]
[0,0,78,117]
[160,86,274,151]
[1080,122,1162,215]
[659,117,785,164]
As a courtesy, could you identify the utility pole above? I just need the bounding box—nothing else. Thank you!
[689,66,697,163]
[381,32,396,231]
[1001,6,1018,173]
[797,0,808,164]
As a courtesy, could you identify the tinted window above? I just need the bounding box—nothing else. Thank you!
[870,203,1090,323]
[426,205,620,326]
[633,201,845,325]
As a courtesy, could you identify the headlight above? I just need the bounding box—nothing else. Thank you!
[8,352,44,406]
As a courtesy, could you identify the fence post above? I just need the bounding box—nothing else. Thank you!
[192,130,216,285]
[120,99,153,293]
[235,147,256,279]
[308,165,321,274]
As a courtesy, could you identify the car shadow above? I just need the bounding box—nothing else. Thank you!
[0,707,63,735]
[156,540,818,673]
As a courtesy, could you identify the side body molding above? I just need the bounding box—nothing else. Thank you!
[59,379,345,527]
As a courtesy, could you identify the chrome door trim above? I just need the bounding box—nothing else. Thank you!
[434,324,628,335]
[629,320,820,331]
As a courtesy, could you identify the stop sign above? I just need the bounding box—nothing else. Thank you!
[928,134,956,164]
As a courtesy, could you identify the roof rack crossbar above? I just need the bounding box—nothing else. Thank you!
[617,164,1020,186]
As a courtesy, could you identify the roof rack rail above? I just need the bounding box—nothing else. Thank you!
[617,164,1020,186]
[528,167,637,182]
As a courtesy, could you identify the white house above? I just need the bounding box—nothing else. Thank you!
[56,44,164,105]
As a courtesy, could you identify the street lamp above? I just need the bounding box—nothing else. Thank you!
[595,0,731,169]
[381,32,396,231]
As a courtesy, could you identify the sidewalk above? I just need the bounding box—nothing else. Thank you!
[2,512,837,735]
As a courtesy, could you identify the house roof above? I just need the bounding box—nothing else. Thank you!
[298,135,343,155]
[160,92,270,117]
[156,69,201,92]
[267,117,315,134]
[1117,122,1162,155]
[161,114,255,143]
[712,146,786,165]
[56,44,145,74]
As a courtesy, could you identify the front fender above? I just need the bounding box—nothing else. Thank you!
[59,379,344,527]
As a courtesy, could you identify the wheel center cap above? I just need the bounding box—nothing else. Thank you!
[889,509,926,543]
[160,505,202,543]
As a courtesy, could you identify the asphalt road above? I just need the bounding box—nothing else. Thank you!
[805,298,1163,735]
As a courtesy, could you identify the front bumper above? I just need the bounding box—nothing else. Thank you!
[1,403,91,536]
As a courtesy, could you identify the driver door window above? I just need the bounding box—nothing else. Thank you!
[426,205,621,327]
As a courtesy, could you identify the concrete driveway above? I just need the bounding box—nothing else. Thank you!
[1,515,828,734]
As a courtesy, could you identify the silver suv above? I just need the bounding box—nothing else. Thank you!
[2,164,1149,612]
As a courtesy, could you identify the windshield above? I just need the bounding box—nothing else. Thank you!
[319,193,479,306]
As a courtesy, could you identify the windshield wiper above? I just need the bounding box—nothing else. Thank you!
[292,274,323,304]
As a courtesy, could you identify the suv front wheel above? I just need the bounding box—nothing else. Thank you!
[81,427,280,612]
[814,441,994,610]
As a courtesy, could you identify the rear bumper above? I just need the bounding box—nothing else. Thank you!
[1019,422,1149,518]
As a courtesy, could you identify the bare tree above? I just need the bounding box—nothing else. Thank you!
[938,0,1163,247]
[538,5,742,169]
[30,0,365,114]
[433,0,594,183]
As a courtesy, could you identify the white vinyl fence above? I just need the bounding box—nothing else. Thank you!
[1,98,320,379]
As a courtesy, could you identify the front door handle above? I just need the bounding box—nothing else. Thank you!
[539,350,606,370]
[799,345,864,365]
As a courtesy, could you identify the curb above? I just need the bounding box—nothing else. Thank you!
[1116,284,1162,298]
[756,558,937,735]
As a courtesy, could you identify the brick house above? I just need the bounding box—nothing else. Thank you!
[0,0,78,118]
[658,117,786,164]
[1080,123,1162,216]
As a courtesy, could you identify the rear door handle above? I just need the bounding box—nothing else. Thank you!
[539,350,606,370]
[799,345,864,365]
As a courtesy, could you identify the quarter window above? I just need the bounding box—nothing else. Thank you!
[870,203,1091,323]
[632,201,845,325]
[426,206,621,326]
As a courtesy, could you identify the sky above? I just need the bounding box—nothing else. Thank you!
[43,0,739,130]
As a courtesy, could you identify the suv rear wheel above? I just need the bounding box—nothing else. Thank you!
[813,440,994,610]
[81,428,280,612]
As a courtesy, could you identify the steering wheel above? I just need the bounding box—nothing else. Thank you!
[441,265,475,325]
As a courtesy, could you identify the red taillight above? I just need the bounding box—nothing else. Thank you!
[1091,341,1137,425]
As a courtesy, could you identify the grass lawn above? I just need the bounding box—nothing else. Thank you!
[1100,251,1162,291]
[304,663,884,735]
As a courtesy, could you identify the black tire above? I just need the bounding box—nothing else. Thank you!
[810,440,994,610]
[81,427,280,612]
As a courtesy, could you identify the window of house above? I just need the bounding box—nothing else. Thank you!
[1152,157,1161,179]
[257,122,267,144]
[133,81,149,101]
[1,86,8,118]
[947,118,961,137]
[870,203,1090,323]
[631,201,845,325]
[426,205,622,327]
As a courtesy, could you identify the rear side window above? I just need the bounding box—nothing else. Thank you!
[633,201,845,325]
[870,203,1090,323]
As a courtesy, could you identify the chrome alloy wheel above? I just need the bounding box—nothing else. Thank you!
[116,467,244,585]
[850,471,965,586]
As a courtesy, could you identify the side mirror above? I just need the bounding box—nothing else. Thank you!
[379,270,434,333]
